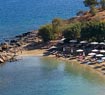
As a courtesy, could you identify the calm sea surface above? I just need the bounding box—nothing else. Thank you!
[0,0,86,41]
[0,57,105,95]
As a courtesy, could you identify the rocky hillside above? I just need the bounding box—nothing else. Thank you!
[65,9,105,24]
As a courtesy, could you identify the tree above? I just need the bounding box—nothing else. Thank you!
[62,22,81,39]
[52,18,62,39]
[83,0,98,15]
[81,21,105,41]
[38,24,53,42]
[100,0,105,9]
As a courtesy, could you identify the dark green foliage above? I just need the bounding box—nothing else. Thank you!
[38,18,63,42]
[81,21,105,41]
[83,0,98,7]
[52,18,62,38]
[38,24,53,42]
[62,21,105,42]
[83,0,98,15]
[63,22,81,39]
[52,18,62,33]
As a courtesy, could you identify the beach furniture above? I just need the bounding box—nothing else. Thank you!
[100,50,105,53]
[58,38,66,44]
[49,46,57,49]
[90,42,99,45]
[76,49,83,52]
[96,54,104,57]
[80,41,88,44]
[88,53,96,56]
[69,40,77,43]
[99,42,105,45]
[92,49,99,52]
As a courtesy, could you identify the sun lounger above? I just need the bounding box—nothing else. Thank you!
[88,62,96,65]
[97,59,103,63]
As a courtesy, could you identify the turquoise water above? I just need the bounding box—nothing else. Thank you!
[0,0,86,41]
[0,56,105,95]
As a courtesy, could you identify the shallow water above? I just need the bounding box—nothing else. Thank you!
[0,0,87,41]
[0,56,105,95]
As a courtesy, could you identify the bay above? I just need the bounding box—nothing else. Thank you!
[0,57,105,95]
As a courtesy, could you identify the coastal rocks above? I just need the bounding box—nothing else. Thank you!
[0,53,17,63]
[1,42,9,51]
[0,58,4,63]
[0,30,40,63]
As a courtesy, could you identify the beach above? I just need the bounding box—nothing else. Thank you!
[15,46,105,79]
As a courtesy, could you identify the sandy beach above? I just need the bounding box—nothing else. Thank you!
[17,49,47,56]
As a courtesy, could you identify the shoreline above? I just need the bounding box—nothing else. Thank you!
[0,29,105,79]
[17,49,105,79]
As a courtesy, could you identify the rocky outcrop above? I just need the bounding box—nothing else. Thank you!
[0,30,40,64]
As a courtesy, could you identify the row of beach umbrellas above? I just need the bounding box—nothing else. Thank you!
[58,38,105,45]
[76,49,105,53]
[76,49,105,57]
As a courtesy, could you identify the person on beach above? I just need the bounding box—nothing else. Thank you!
[63,47,66,57]
[78,53,83,61]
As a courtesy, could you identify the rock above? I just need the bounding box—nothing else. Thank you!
[0,58,4,63]
[1,42,9,50]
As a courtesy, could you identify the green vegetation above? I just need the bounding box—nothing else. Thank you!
[38,19,105,42]
[83,0,105,15]
[63,21,105,41]
[62,22,81,39]
[81,21,105,41]
[38,0,105,42]
[83,0,98,15]
[52,18,62,39]
[38,18,62,42]
[38,24,53,42]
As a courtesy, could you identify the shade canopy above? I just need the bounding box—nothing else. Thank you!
[69,40,77,43]
[99,42,105,45]
[49,46,57,49]
[90,42,98,45]
[100,50,105,53]
[102,57,105,60]
[88,53,96,56]
[96,54,104,57]
[80,41,88,44]
[92,49,99,52]
[76,49,83,52]
[58,38,66,43]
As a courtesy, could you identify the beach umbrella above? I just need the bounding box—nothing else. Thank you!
[76,49,83,52]
[49,46,57,50]
[102,57,105,60]
[58,38,66,43]
[69,40,77,43]
[100,50,105,53]
[90,42,98,45]
[96,54,104,57]
[88,53,96,56]
[80,41,87,44]
[99,42,105,45]
[92,49,99,52]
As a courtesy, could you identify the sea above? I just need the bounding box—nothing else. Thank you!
[0,0,87,42]
[0,57,105,95]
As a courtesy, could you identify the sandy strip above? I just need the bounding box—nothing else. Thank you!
[17,49,47,56]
